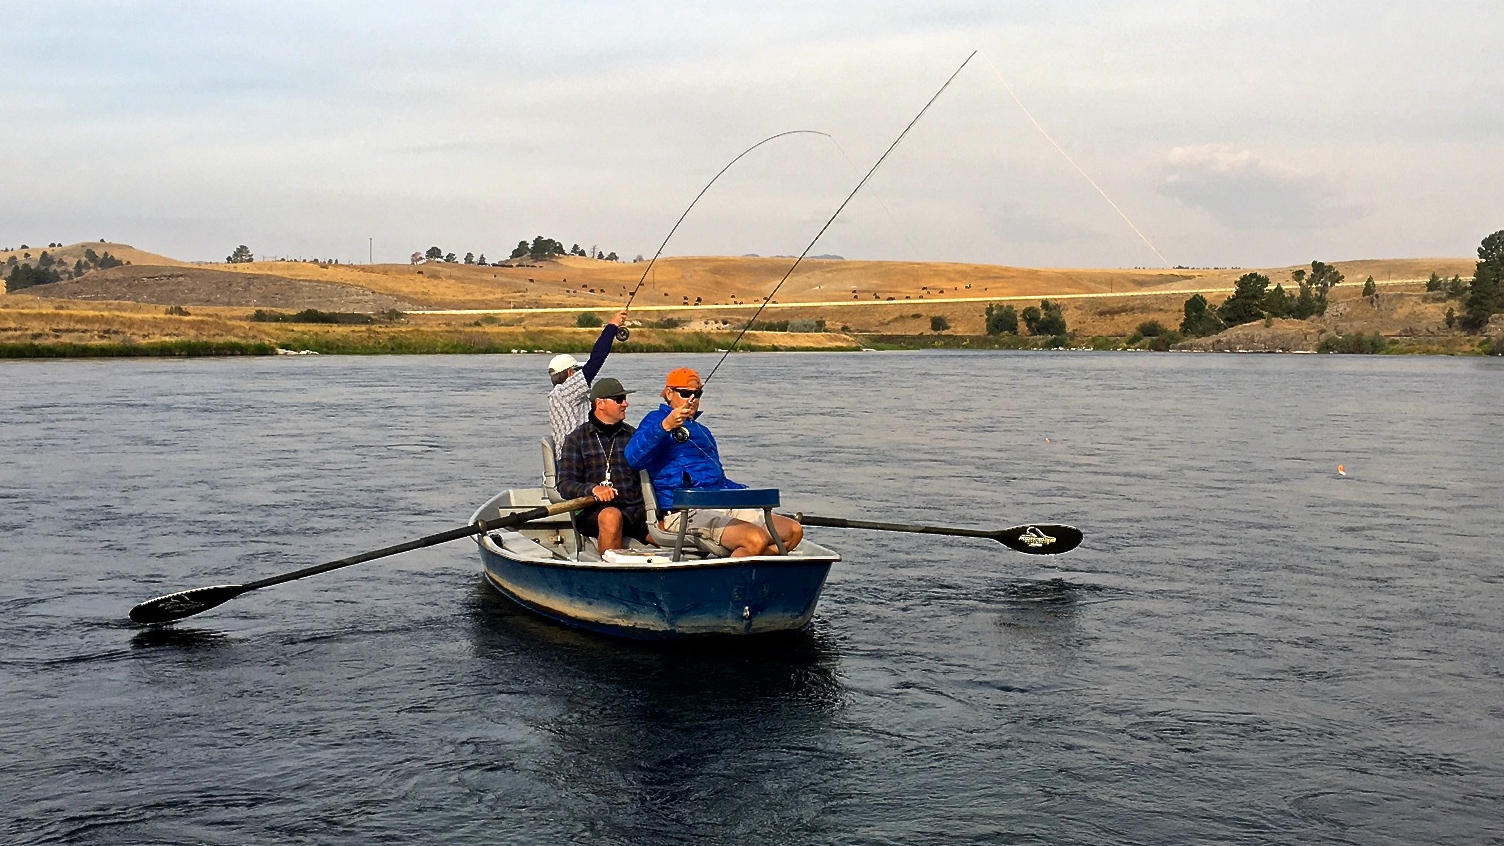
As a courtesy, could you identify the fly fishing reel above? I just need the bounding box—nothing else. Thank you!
[615,326,629,342]
[671,426,690,443]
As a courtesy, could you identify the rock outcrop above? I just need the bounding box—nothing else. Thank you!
[1172,318,1327,352]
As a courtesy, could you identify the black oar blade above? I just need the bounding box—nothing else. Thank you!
[993,524,1082,555]
[130,584,248,625]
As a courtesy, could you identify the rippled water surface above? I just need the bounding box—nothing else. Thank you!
[3,352,1502,844]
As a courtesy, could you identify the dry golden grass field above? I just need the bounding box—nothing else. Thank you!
[1,242,1482,353]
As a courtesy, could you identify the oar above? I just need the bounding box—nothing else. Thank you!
[794,514,1082,555]
[130,496,597,625]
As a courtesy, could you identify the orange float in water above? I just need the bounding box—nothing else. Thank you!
[1337,464,1347,476]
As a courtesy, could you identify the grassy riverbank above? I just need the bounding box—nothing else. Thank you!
[4,245,1494,357]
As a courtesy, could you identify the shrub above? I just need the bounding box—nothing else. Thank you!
[249,309,375,325]
[984,304,1018,335]
[1136,320,1165,338]
[1318,332,1387,354]
[575,312,603,328]
[930,315,950,333]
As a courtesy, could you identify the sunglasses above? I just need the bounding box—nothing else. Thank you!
[672,388,703,399]
[601,395,627,404]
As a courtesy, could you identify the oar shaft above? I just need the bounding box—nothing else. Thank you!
[796,514,997,540]
[244,497,595,591]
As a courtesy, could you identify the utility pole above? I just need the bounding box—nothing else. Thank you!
[369,238,373,265]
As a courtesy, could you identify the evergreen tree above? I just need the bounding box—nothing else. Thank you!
[1263,283,1293,318]
[1180,293,1223,337]
[6,262,62,291]
[1217,272,1271,326]
[463,252,475,265]
[1460,229,1504,332]
[227,244,254,263]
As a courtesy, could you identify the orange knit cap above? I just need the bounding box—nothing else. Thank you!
[665,367,702,389]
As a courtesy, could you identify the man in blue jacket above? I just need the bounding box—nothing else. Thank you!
[625,367,802,557]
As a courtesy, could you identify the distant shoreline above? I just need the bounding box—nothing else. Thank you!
[0,332,1491,358]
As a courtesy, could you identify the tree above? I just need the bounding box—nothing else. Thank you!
[444,252,457,263]
[1426,272,1444,293]
[476,254,486,266]
[984,303,1018,335]
[463,252,475,265]
[1022,300,1066,336]
[1217,272,1272,326]
[1035,299,1067,337]
[227,245,254,263]
[930,315,950,333]
[575,312,603,328]
[1021,305,1042,334]
[1263,284,1293,318]
[410,252,423,264]
[6,262,62,291]
[1180,293,1223,337]
[528,236,565,260]
[510,240,529,259]
[1460,229,1504,332]
[1362,276,1377,299]
[425,246,443,261]
[605,251,619,262]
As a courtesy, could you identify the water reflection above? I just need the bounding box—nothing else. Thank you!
[128,625,229,651]
[464,582,846,842]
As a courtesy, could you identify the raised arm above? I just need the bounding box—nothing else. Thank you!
[581,310,627,383]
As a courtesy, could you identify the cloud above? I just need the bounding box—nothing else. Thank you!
[1158,144,1355,230]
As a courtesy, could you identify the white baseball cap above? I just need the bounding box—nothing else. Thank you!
[547,353,580,375]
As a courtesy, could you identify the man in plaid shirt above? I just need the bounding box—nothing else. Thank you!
[547,309,627,456]
[556,377,649,552]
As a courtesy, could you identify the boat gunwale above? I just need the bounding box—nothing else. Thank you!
[478,532,839,572]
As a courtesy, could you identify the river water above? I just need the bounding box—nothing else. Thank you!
[2,351,1501,844]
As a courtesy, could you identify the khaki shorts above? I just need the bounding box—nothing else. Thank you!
[659,508,768,546]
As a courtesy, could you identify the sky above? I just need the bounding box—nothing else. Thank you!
[3,1,1501,268]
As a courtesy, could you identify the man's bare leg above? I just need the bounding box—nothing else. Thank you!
[595,507,626,553]
[718,520,773,557]
[770,513,803,552]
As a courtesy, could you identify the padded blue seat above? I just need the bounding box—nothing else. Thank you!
[671,488,780,510]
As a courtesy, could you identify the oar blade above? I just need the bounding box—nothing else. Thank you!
[993,524,1082,555]
[130,584,248,625]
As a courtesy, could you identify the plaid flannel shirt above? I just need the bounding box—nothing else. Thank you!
[557,418,644,520]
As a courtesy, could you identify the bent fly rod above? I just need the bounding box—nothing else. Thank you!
[614,129,832,341]
[702,51,979,384]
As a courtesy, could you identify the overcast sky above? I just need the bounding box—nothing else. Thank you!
[4,1,1500,268]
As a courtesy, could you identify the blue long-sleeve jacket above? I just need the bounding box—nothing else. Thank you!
[625,405,746,512]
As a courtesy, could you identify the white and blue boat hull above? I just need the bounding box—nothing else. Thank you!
[471,489,839,639]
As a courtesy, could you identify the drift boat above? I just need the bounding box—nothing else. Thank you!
[470,486,840,639]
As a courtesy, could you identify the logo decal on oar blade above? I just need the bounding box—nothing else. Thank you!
[1018,526,1056,548]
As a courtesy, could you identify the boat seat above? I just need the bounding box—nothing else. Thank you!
[640,470,730,560]
[540,436,592,560]
[640,472,785,561]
